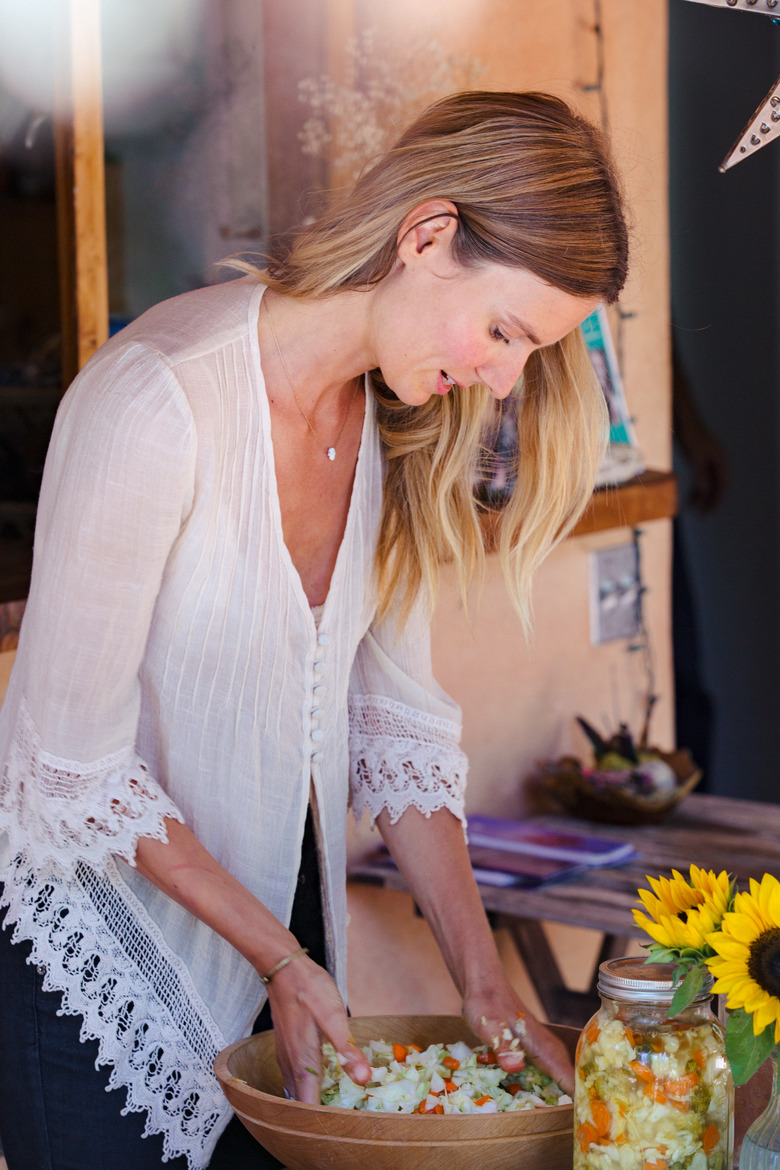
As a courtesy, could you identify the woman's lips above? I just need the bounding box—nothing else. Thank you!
[437,370,458,395]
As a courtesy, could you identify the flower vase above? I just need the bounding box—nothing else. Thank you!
[741,1049,780,1169]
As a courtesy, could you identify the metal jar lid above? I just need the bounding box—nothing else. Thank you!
[598,955,714,1003]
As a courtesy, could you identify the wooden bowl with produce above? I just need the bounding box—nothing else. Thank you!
[214,1014,578,1170]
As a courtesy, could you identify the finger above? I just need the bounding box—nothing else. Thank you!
[334,1040,372,1086]
[521,1018,575,1096]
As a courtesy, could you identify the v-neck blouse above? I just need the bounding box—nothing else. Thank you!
[0,278,468,1169]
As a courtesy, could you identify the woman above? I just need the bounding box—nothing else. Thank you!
[0,91,627,1169]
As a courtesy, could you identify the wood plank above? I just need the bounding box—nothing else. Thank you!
[479,468,677,551]
[54,0,109,388]
[570,469,677,536]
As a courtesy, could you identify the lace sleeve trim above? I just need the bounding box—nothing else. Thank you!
[0,699,185,876]
[348,693,468,826]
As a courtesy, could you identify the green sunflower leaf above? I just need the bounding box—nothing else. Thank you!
[644,945,678,964]
[668,964,706,1017]
[725,1007,776,1086]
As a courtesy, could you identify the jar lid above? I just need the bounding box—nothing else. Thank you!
[598,955,714,1002]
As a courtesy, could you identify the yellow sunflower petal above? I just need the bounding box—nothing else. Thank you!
[726,914,764,945]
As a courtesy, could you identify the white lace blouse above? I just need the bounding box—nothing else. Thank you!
[0,279,468,1168]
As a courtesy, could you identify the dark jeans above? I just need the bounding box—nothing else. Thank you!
[0,813,327,1170]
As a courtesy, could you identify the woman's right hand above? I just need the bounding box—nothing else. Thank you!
[264,952,371,1103]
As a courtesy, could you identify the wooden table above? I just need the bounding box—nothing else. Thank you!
[348,792,780,1028]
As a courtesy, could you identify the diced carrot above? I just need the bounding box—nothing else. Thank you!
[643,1161,668,1170]
[408,1043,422,1052]
[692,1048,706,1069]
[585,1020,601,1046]
[666,1071,700,1097]
[433,1104,444,1114]
[577,1123,600,1152]
[392,1044,408,1063]
[443,1081,458,1094]
[591,1099,611,1138]
[702,1123,720,1155]
[668,1098,690,1112]
[477,1051,497,1065]
[643,1082,668,1104]
[625,1026,636,1048]
[507,1083,522,1095]
[442,1056,460,1071]
[629,1060,655,1083]
[474,1095,492,1107]
[615,1134,629,1145]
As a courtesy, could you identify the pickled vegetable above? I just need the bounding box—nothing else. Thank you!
[574,1007,731,1169]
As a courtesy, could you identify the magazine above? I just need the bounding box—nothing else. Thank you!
[466,815,636,868]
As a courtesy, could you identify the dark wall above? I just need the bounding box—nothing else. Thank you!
[669,0,780,800]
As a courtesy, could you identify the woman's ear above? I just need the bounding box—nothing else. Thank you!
[396,199,459,264]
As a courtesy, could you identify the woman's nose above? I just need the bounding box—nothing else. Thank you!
[479,350,529,399]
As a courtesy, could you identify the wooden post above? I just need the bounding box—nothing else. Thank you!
[54,0,109,389]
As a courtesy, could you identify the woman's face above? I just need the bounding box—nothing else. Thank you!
[369,225,600,407]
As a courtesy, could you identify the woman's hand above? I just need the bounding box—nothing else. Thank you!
[463,981,575,1095]
[265,953,371,1103]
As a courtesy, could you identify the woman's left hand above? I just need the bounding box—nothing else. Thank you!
[463,982,575,1096]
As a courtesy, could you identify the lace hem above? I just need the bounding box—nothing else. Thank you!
[0,699,185,875]
[348,694,468,826]
[1,852,231,1169]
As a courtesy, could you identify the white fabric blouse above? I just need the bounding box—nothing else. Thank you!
[0,279,468,1168]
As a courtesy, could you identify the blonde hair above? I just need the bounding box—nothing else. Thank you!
[257,91,628,627]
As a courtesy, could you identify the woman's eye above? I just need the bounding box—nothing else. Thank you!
[490,326,510,345]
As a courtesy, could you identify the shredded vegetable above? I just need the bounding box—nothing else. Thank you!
[320,1038,572,1114]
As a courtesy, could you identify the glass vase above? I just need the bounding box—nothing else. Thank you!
[741,1048,780,1170]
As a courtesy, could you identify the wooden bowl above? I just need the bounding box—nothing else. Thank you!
[539,748,702,826]
[214,1015,578,1170]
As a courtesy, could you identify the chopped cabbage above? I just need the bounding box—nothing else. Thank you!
[319,1039,571,1114]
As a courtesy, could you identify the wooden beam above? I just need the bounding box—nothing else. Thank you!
[54,0,109,389]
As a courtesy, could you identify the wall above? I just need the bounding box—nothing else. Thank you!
[344,0,673,1015]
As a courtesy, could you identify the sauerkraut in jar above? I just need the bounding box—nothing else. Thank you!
[574,957,733,1170]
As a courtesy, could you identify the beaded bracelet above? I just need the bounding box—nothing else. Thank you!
[260,946,309,985]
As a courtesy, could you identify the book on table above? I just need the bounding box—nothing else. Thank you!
[466,815,636,869]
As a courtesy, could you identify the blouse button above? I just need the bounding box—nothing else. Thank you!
[311,729,324,742]
[312,707,324,720]
[313,684,325,696]
[317,632,329,646]
[311,751,324,763]
[314,661,326,674]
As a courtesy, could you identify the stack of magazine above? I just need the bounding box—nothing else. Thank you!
[465,815,637,889]
[363,815,636,890]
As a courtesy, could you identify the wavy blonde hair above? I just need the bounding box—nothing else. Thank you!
[256,91,628,627]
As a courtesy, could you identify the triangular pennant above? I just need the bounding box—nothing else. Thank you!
[684,0,780,15]
[720,74,780,169]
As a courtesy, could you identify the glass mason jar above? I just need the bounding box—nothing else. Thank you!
[574,956,733,1170]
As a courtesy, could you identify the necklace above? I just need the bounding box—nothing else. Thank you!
[264,296,359,462]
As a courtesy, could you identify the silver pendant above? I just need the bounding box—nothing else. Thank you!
[327,447,336,461]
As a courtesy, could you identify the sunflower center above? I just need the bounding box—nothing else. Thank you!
[747,927,780,999]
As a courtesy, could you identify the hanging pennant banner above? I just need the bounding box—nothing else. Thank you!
[720,75,780,169]
[684,0,779,14]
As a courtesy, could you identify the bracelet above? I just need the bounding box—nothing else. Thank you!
[260,946,309,985]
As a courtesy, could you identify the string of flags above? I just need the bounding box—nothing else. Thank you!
[683,0,780,169]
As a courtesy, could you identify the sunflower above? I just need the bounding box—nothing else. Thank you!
[706,872,780,1043]
[633,865,732,953]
